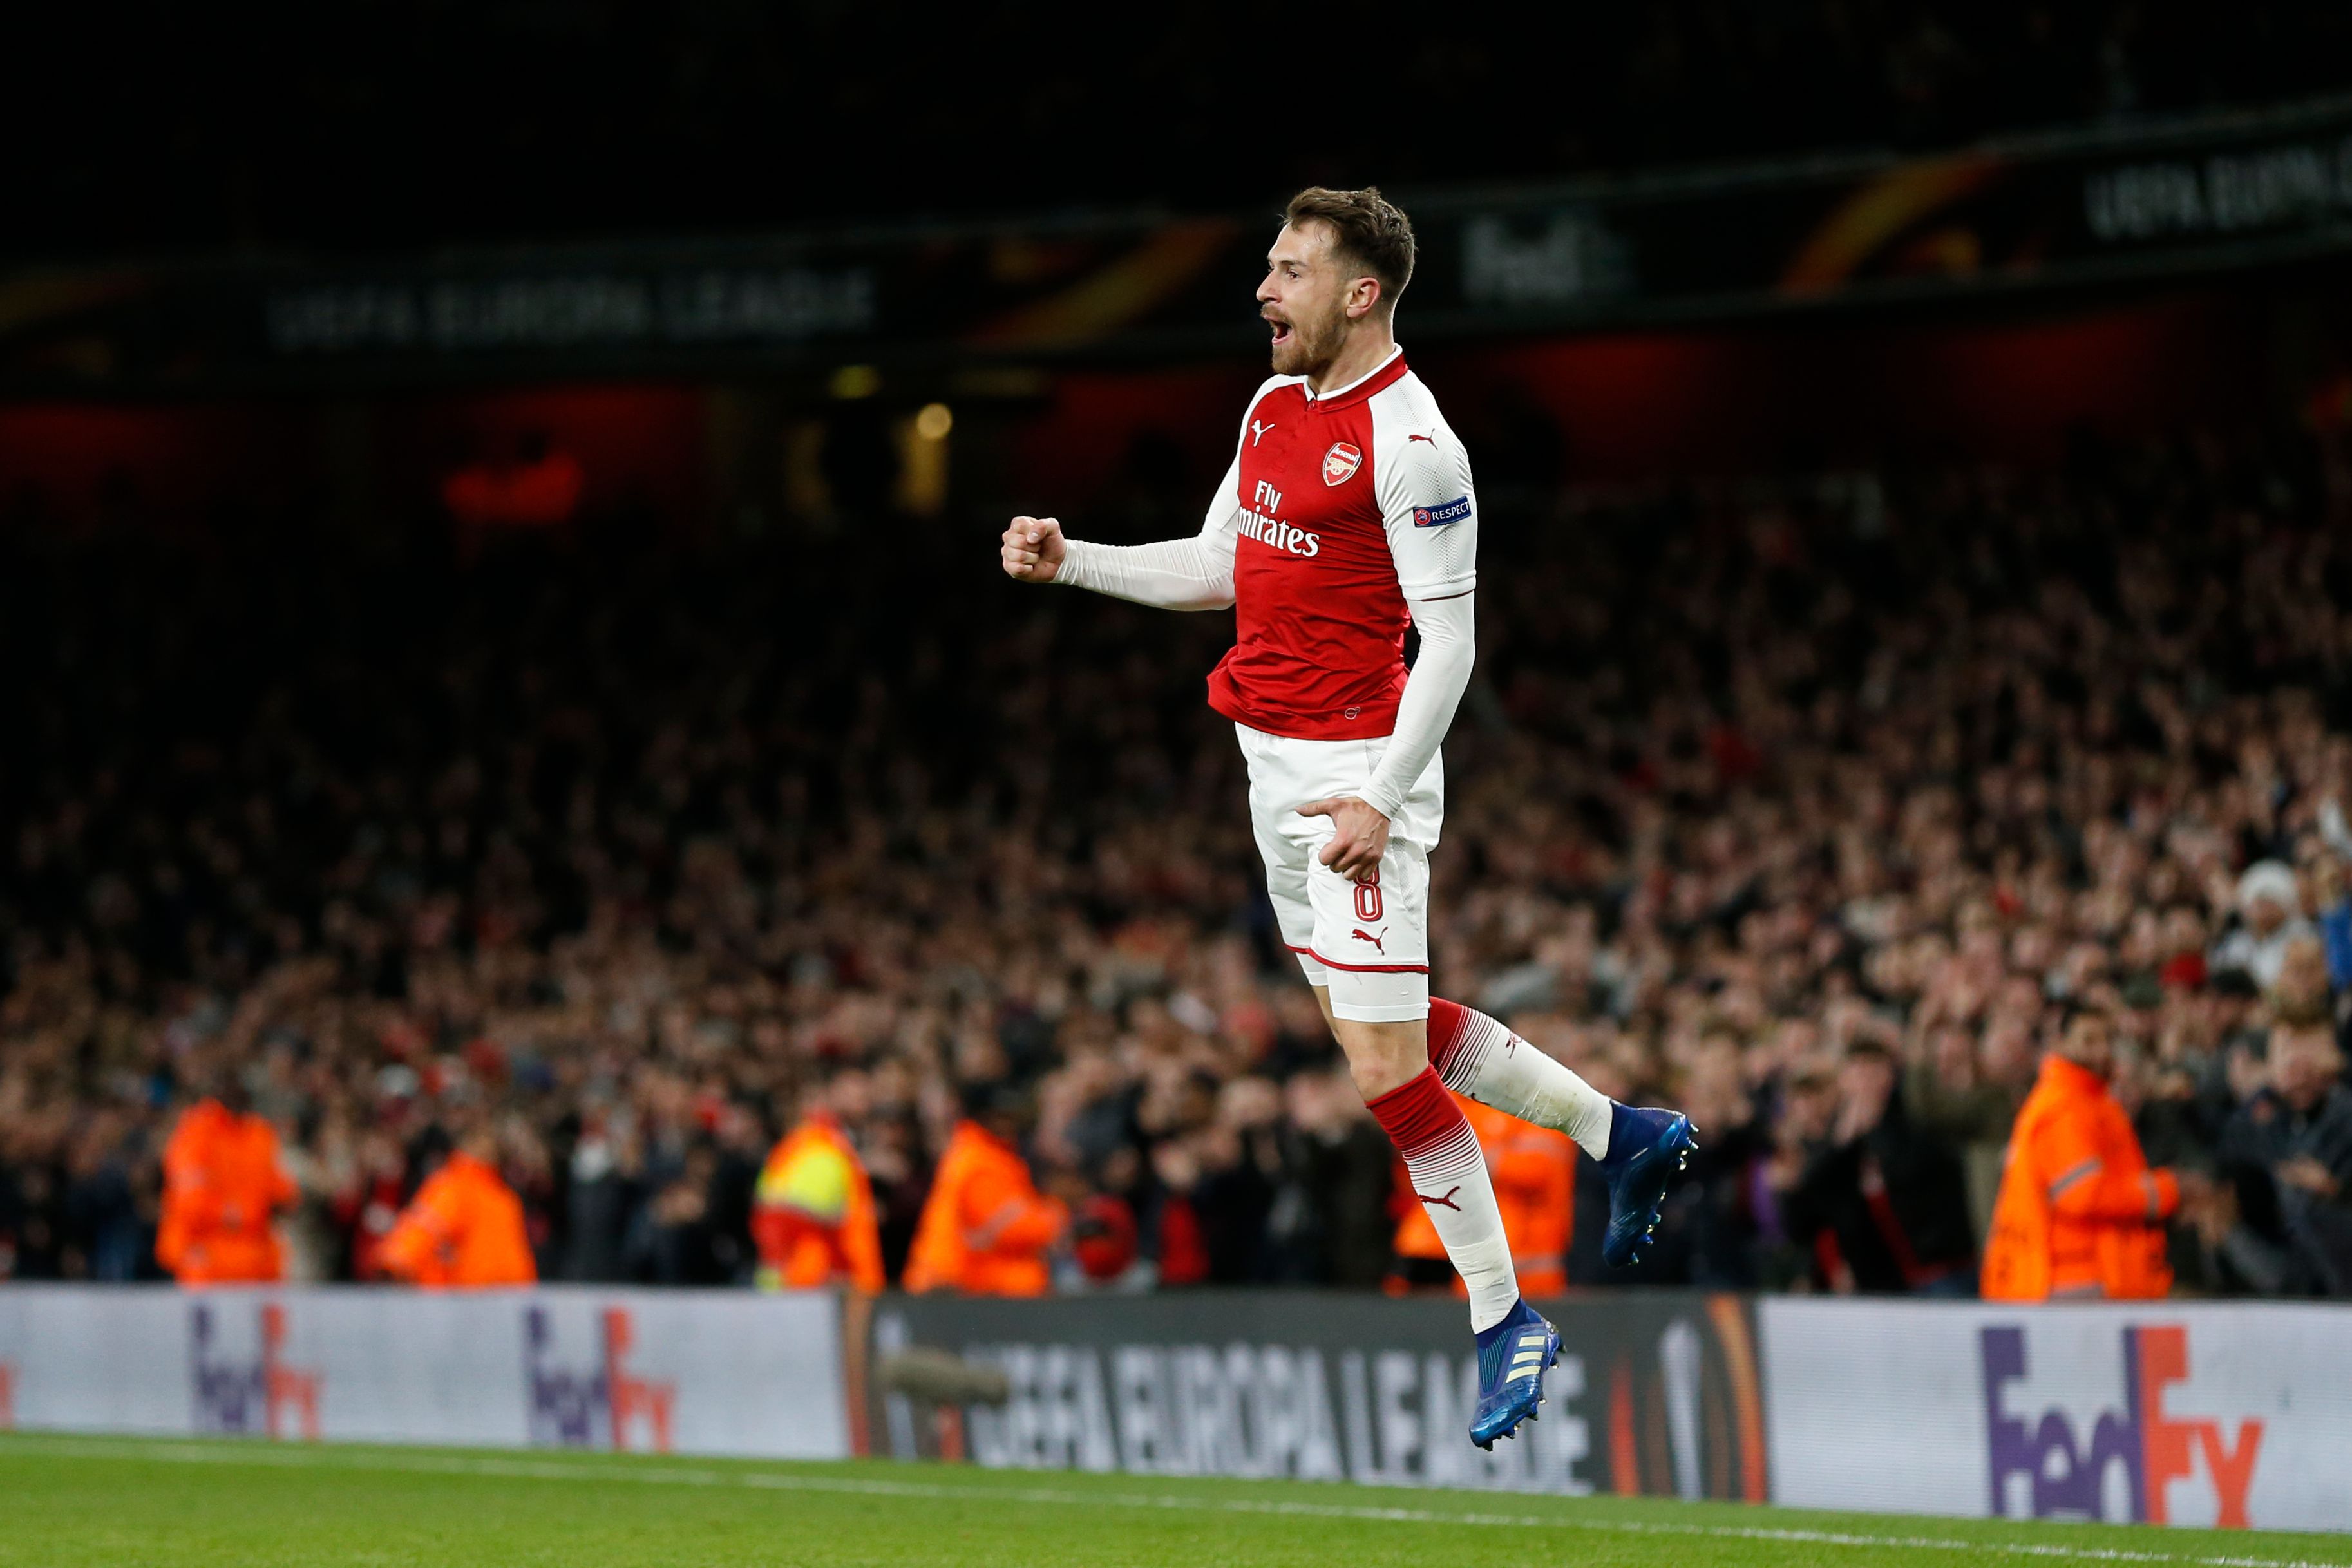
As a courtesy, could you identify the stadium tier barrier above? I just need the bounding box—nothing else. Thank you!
[3,1286,2347,1532]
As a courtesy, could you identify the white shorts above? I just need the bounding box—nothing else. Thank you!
[1235,721,1443,1023]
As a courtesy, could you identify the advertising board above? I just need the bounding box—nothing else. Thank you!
[1759,1298,2352,1533]
[849,1290,1767,1500]
[0,1285,849,1460]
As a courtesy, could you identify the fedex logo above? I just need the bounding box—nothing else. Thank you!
[1412,496,1472,529]
[190,1301,321,1440]
[524,1305,676,1452]
[1983,1325,2262,1528]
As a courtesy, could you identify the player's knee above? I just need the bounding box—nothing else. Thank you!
[1345,1059,1411,1104]
[1332,1022,1427,1100]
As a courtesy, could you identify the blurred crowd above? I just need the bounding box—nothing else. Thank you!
[14,1,2352,258]
[6,419,2352,1298]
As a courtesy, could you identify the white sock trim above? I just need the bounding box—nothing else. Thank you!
[1399,1124,1519,1334]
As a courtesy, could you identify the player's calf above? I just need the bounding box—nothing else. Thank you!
[1363,1065,1519,1330]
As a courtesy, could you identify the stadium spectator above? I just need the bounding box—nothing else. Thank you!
[377,1120,537,1289]
[2205,1020,2352,1294]
[902,1087,1067,1296]
[324,1125,415,1283]
[1779,1040,1977,1294]
[1274,1068,1396,1289]
[155,1079,297,1285]
[1982,1010,2199,1300]
[58,1111,147,1282]
[752,1076,885,1292]
[1665,1032,1774,1287]
[2212,862,2315,991]
[8,425,2352,1299]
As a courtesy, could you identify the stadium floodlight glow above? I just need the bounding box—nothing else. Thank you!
[915,402,953,440]
[829,364,881,399]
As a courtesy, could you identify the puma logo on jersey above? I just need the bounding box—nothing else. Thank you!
[1351,928,1386,954]
[1406,433,1436,444]
[1417,1185,1463,1212]
[1251,419,1276,446]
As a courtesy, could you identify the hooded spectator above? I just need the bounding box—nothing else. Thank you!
[2213,862,2315,992]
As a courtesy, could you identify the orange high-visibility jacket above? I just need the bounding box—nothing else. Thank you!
[1476,1099,1577,1296]
[1392,1093,1576,1296]
[751,1113,884,1293]
[157,1100,297,1285]
[902,1120,1066,1296]
[1982,1054,2179,1301]
[379,1151,538,1289]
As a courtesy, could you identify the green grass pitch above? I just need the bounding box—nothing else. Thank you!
[3,1433,2349,1568]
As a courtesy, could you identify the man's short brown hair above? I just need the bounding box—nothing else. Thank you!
[1283,186,1416,312]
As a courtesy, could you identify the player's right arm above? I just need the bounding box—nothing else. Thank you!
[999,453,1240,610]
[1001,382,1280,609]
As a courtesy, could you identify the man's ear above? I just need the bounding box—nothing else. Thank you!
[1345,275,1384,321]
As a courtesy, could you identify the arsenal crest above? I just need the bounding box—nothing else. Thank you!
[1322,442,1362,486]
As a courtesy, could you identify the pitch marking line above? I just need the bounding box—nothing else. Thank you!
[1,1435,2342,1568]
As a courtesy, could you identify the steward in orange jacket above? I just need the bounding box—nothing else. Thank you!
[1983,1011,2182,1301]
[1392,1093,1575,1297]
[752,1105,884,1293]
[903,1093,1066,1296]
[1476,1099,1577,1296]
[157,1093,297,1285]
[379,1129,538,1289]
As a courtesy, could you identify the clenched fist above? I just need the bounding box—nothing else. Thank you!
[1001,515,1067,583]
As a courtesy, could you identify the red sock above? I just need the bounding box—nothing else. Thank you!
[1426,997,1474,1081]
[1367,1065,1476,1162]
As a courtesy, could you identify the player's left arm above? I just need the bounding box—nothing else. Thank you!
[1304,424,1478,880]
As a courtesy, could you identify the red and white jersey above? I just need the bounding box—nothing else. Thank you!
[1198,347,1477,741]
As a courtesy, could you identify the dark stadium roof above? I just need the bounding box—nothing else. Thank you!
[8,0,2352,263]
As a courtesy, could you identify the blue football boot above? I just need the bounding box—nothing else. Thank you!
[1469,1298,1559,1450]
[1598,1102,1698,1268]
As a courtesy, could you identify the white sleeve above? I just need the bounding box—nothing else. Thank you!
[1357,420,1478,819]
[1052,454,1243,612]
[1359,590,1473,821]
[1374,424,1477,600]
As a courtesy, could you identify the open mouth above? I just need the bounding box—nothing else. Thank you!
[1266,316,1293,347]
